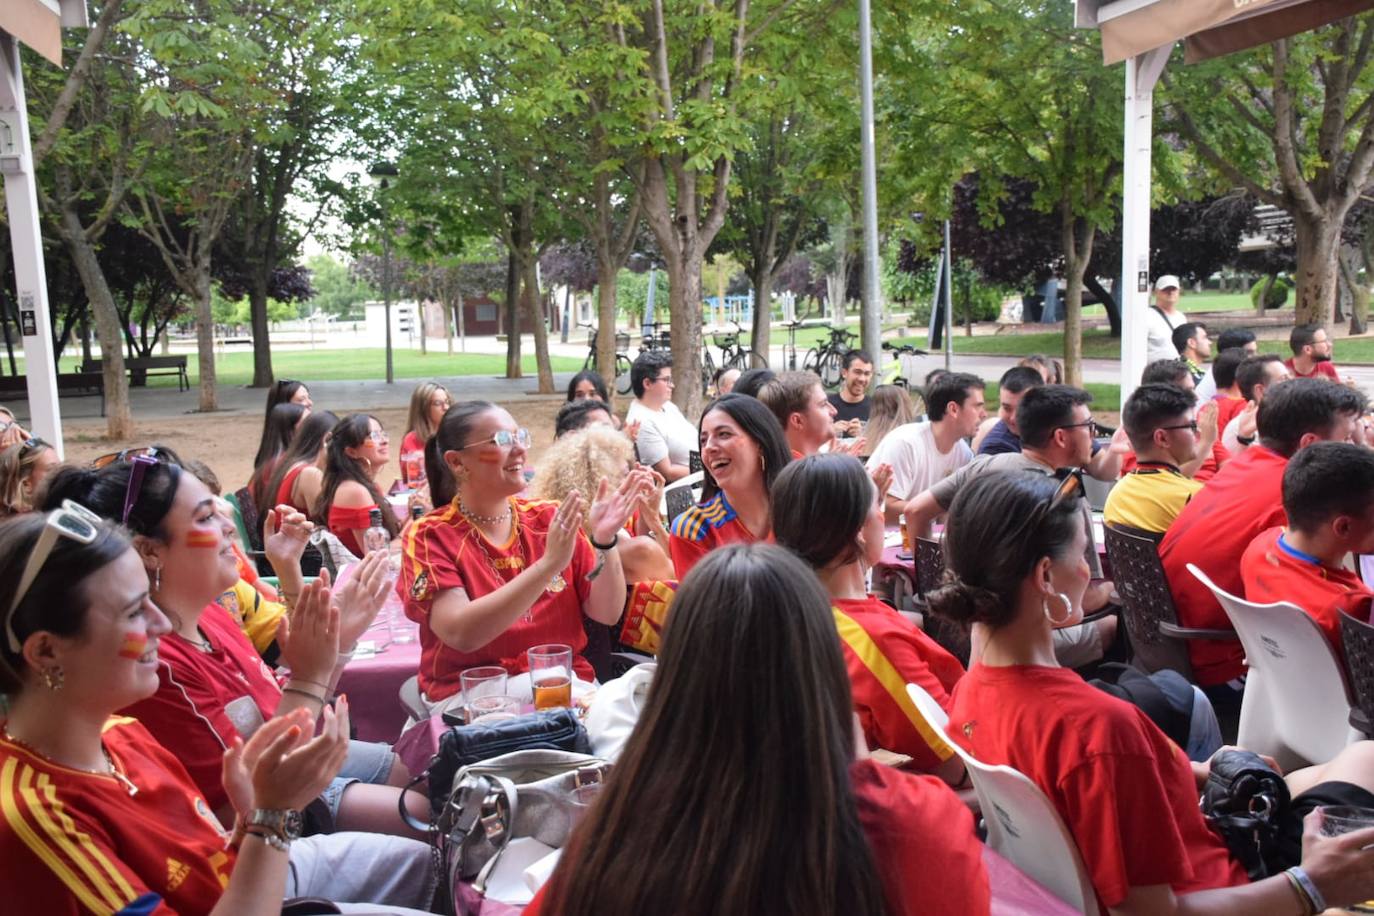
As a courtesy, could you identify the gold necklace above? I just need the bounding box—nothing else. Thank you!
[2,726,138,796]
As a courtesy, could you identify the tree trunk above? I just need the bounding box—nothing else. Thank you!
[504,251,521,378]
[1293,212,1340,327]
[749,264,772,369]
[249,274,273,387]
[1059,208,1095,388]
[193,259,217,412]
[1340,248,1369,335]
[1256,273,1275,317]
[456,292,466,353]
[665,250,705,419]
[520,255,555,394]
[60,208,133,438]
[418,300,427,355]
[596,261,619,395]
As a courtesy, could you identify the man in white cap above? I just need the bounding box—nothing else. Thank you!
[1147,274,1188,364]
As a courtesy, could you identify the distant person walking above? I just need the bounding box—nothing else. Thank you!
[1147,275,1188,363]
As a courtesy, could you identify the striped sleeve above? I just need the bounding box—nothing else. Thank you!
[0,758,165,916]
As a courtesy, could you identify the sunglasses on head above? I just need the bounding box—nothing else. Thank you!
[92,446,163,469]
[6,500,104,653]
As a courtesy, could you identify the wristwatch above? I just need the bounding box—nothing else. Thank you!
[246,808,303,852]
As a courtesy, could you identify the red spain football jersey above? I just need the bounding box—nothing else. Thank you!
[399,497,596,701]
[667,491,761,579]
[832,596,965,773]
[0,716,233,915]
[121,604,284,812]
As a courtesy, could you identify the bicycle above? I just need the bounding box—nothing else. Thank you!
[639,321,671,355]
[803,326,857,388]
[780,319,806,371]
[712,320,767,371]
[580,323,633,395]
[880,340,929,415]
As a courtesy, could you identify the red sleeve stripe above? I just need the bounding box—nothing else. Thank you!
[0,759,135,914]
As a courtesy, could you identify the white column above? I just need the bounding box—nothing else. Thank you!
[858,0,882,358]
[0,33,63,455]
[1119,46,1171,408]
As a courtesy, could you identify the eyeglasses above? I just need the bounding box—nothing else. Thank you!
[6,500,103,653]
[1158,421,1200,433]
[368,430,389,445]
[93,446,162,469]
[650,375,674,386]
[1055,419,1099,437]
[458,428,531,450]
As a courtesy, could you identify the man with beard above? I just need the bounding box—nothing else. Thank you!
[1285,324,1341,381]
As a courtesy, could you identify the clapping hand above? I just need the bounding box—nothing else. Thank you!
[589,469,655,546]
[1195,400,1219,445]
[868,462,894,503]
[834,436,867,458]
[263,506,313,572]
[544,491,586,572]
[276,575,340,685]
[333,550,393,650]
[222,700,352,816]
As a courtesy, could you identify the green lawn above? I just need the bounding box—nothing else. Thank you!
[1081,290,1258,317]
[979,381,1120,412]
[7,348,587,389]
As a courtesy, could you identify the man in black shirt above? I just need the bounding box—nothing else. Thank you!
[827,349,873,438]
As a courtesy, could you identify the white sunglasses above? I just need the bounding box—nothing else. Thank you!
[6,500,103,653]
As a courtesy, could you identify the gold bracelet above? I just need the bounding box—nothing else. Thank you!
[288,676,329,692]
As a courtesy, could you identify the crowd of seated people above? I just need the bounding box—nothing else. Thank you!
[9,315,1374,915]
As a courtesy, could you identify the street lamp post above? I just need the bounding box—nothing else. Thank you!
[368,161,399,384]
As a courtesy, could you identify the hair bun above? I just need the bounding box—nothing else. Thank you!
[925,574,1004,626]
[36,465,98,512]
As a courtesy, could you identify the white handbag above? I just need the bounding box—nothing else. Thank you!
[584,662,655,760]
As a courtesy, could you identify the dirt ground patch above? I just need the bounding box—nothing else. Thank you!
[59,398,567,498]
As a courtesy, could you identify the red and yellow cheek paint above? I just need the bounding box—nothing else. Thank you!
[118,632,149,660]
[476,451,502,465]
[186,529,221,549]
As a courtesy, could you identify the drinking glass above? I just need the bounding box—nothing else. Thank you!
[1319,805,1374,837]
[466,695,521,725]
[527,644,574,709]
[461,666,509,722]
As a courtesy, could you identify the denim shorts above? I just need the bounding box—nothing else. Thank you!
[319,739,397,818]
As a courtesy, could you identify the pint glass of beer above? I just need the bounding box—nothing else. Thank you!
[528,644,574,709]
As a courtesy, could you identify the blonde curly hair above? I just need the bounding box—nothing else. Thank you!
[532,426,634,532]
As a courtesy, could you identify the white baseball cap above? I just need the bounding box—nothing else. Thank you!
[1155,275,1181,291]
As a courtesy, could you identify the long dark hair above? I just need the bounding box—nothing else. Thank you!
[772,454,872,569]
[538,544,887,916]
[425,400,499,508]
[698,394,791,504]
[315,414,398,536]
[926,471,1081,629]
[250,402,308,505]
[566,370,609,402]
[265,379,308,415]
[0,512,131,694]
[258,410,338,518]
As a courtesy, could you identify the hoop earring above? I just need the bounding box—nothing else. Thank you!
[152,563,162,593]
[759,455,766,472]
[1042,592,1074,625]
[41,666,64,691]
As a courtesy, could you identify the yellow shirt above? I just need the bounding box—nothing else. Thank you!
[215,578,285,655]
[1103,463,1204,534]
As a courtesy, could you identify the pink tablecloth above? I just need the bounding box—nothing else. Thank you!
[984,847,1079,915]
[336,623,421,743]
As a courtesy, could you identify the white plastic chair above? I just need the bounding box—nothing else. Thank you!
[906,683,1100,916]
[1186,563,1359,770]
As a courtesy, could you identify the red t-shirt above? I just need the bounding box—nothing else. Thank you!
[949,664,1247,909]
[1284,357,1339,380]
[667,491,760,578]
[1213,396,1248,440]
[0,716,234,915]
[524,758,990,916]
[1159,445,1288,685]
[399,497,597,701]
[121,604,283,811]
[1241,526,1372,663]
[833,596,965,772]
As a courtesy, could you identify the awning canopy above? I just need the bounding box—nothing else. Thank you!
[1077,0,1374,65]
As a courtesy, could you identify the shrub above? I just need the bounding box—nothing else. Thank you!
[1249,276,1291,310]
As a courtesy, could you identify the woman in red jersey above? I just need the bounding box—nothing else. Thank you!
[527,543,989,916]
[400,400,653,711]
[0,510,434,915]
[772,453,967,786]
[667,393,791,578]
[935,470,1374,915]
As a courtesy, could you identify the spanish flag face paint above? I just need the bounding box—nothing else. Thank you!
[118,632,148,660]
[185,529,220,550]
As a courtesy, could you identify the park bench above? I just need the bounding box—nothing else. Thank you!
[0,372,106,416]
[82,356,190,392]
